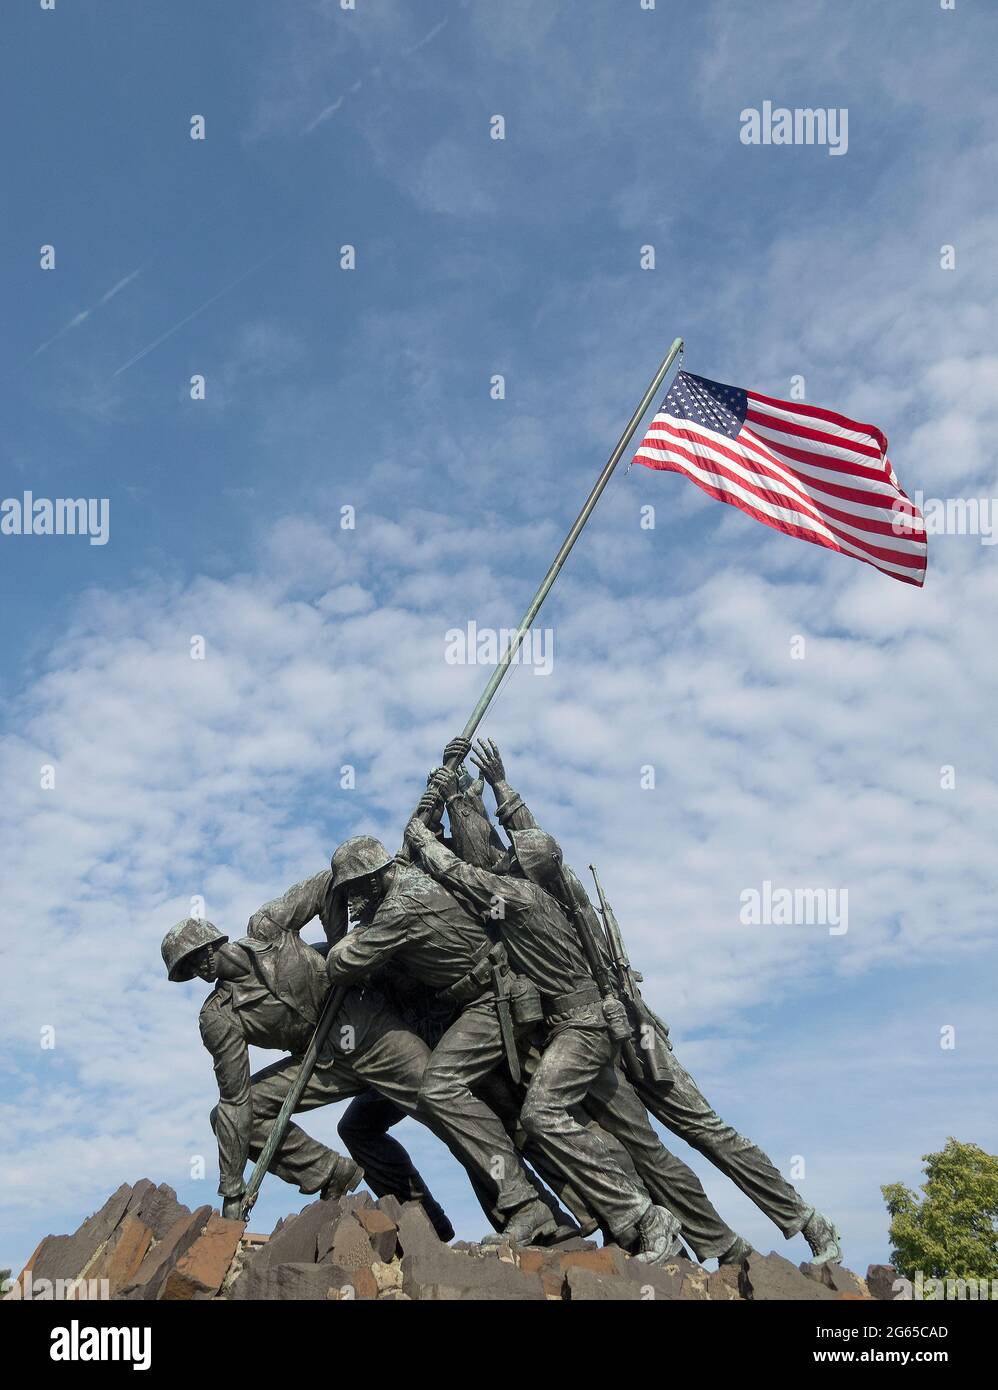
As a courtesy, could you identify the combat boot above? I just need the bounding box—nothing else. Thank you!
[802,1208,842,1265]
[717,1233,754,1265]
[481,1197,557,1247]
[320,1156,364,1201]
[634,1204,683,1264]
[535,1218,583,1247]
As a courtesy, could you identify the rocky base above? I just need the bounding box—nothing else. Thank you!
[7,1181,891,1302]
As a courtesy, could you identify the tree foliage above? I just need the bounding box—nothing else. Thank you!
[883,1138,998,1281]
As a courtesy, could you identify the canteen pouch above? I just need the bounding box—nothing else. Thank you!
[602,994,635,1043]
[509,975,543,1026]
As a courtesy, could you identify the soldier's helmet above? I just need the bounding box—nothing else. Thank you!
[161,918,229,981]
[329,835,393,892]
[508,829,563,887]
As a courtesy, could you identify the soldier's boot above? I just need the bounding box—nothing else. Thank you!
[801,1208,842,1266]
[481,1197,557,1247]
[526,1184,585,1245]
[535,1218,583,1247]
[421,1194,455,1243]
[717,1234,754,1266]
[320,1156,364,1201]
[634,1204,684,1265]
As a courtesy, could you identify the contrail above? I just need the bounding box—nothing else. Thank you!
[29,268,142,360]
[110,252,275,378]
[97,268,142,306]
[305,96,345,134]
[404,18,447,55]
[303,17,448,134]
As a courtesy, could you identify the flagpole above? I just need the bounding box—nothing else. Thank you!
[242,337,684,1219]
[458,336,684,742]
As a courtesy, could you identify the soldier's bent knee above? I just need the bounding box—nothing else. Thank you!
[519,1093,560,1138]
[337,1111,368,1145]
[417,1066,464,1114]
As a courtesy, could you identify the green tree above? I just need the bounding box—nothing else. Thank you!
[882,1138,998,1283]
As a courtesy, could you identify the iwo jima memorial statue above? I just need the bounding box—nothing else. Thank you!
[20,340,928,1301]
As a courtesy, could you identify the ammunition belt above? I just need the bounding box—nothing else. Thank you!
[541,983,600,1017]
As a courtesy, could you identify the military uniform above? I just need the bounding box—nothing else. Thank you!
[337,967,595,1235]
[492,776,812,1253]
[195,872,443,1210]
[324,861,548,1222]
[335,972,455,1223]
[407,819,672,1247]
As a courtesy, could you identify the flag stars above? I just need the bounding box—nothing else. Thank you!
[660,370,747,438]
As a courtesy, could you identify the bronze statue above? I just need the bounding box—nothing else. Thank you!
[163,730,843,1270]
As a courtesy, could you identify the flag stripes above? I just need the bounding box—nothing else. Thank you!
[632,371,926,585]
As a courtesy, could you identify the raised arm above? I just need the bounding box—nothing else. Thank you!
[469,739,538,833]
[470,739,608,951]
[421,757,507,869]
[405,815,527,920]
[247,870,341,945]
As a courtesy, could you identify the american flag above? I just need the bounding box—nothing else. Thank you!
[631,370,927,586]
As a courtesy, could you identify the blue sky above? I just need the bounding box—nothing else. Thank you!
[3,0,997,1278]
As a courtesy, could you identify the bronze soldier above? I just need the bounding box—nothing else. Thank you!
[162,871,450,1229]
[333,749,617,1244]
[337,964,599,1243]
[323,835,570,1246]
[402,802,683,1264]
[468,737,843,1266]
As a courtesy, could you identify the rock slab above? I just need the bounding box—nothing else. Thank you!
[9,1182,878,1304]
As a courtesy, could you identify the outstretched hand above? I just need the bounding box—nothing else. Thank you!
[469,738,505,786]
